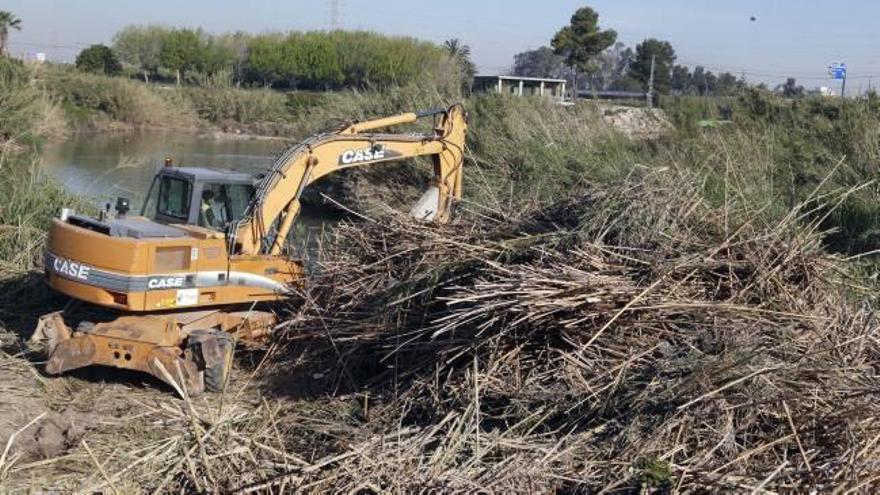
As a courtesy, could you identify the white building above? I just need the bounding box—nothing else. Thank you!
[472,75,567,102]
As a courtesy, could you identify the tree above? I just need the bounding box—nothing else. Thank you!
[551,7,617,97]
[671,65,692,94]
[244,34,286,87]
[75,44,122,76]
[444,39,476,90]
[113,25,165,83]
[215,31,250,87]
[160,28,202,85]
[286,32,343,89]
[780,77,804,98]
[512,46,567,79]
[608,75,643,92]
[704,71,719,94]
[691,66,709,95]
[714,72,740,96]
[0,11,22,57]
[583,42,633,91]
[628,38,676,94]
[196,33,233,83]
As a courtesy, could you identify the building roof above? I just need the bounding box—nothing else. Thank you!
[474,75,567,83]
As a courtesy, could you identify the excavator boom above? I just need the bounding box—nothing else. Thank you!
[233,104,466,255]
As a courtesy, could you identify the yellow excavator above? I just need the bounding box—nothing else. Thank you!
[31,104,467,394]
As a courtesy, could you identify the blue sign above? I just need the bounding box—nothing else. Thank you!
[829,63,846,80]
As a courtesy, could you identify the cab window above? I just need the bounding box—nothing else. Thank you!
[157,176,192,220]
[198,183,254,230]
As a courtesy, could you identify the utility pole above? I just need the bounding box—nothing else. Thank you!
[646,55,656,108]
[330,0,341,31]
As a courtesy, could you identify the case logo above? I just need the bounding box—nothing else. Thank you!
[339,145,400,165]
[147,276,187,290]
[52,256,91,281]
[339,146,385,165]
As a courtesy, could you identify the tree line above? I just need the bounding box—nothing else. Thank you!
[511,7,748,97]
[73,26,463,91]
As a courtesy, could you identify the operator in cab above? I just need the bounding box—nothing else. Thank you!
[199,189,217,228]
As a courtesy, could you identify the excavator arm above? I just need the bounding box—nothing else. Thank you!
[231,103,467,255]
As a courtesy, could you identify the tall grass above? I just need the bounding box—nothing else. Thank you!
[39,66,198,130]
[0,150,89,276]
[0,59,68,144]
[0,60,89,275]
[661,91,880,253]
[171,86,289,124]
[466,94,642,205]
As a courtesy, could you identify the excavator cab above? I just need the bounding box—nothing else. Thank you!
[140,167,257,233]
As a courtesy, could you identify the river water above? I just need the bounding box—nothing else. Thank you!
[40,131,334,259]
[41,131,288,207]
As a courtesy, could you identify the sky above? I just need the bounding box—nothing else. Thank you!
[5,0,880,91]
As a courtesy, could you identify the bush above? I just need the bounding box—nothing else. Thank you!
[173,85,289,124]
[75,44,122,76]
[0,58,37,141]
[40,66,196,128]
[241,31,460,93]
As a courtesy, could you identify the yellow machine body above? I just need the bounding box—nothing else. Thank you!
[45,219,301,312]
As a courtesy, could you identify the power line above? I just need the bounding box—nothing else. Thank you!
[9,40,89,49]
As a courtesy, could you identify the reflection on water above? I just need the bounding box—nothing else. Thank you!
[41,131,337,260]
[41,131,286,209]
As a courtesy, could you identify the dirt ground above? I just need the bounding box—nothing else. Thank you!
[598,104,672,139]
[0,327,158,491]
[0,328,285,492]
[0,272,342,493]
[0,274,203,492]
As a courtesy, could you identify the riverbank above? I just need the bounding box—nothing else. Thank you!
[9,60,880,256]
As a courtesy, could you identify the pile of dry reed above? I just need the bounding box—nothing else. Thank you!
[7,168,878,494]
[274,168,880,493]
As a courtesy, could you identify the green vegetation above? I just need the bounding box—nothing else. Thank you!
[2,56,878,260]
[629,38,676,93]
[443,39,476,92]
[0,60,88,274]
[651,92,880,253]
[74,44,122,76]
[0,11,21,57]
[467,94,637,203]
[158,28,203,85]
[113,25,164,83]
[104,26,464,92]
[517,6,753,97]
[0,57,42,142]
[39,67,197,130]
[551,6,617,96]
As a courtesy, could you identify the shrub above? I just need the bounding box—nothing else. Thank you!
[40,66,196,128]
[75,44,122,76]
